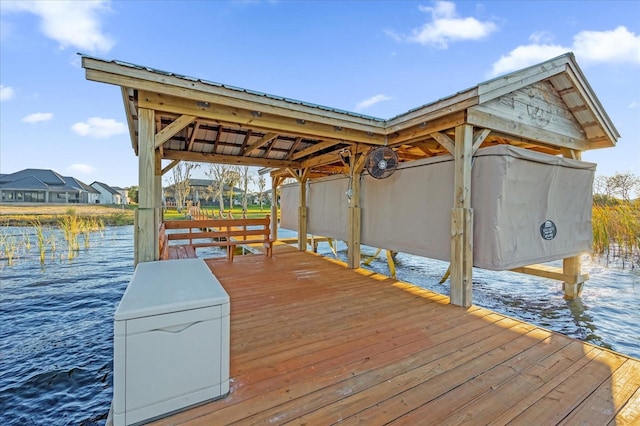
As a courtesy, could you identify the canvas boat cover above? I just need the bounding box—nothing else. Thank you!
[280,145,596,270]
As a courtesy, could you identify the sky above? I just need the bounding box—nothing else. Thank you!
[1,0,639,191]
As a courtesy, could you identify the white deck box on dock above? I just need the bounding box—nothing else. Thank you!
[113,259,230,426]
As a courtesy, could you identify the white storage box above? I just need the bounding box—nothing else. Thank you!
[113,258,230,425]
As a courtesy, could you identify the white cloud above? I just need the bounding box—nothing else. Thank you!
[67,163,95,174]
[491,44,570,76]
[22,112,53,123]
[393,1,497,48]
[529,31,555,44]
[71,117,126,138]
[355,94,392,112]
[2,0,114,53]
[490,26,640,76]
[1,85,15,101]
[573,26,640,64]
[629,101,640,109]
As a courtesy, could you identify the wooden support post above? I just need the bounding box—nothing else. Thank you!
[347,153,366,269]
[136,107,159,264]
[562,150,587,299]
[298,175,308,251]
[155,151,163,227]
[270,176,280,243]
[562,257,585,299]
[450,124,474,307]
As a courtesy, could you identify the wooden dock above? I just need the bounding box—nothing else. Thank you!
[151,246,640,425]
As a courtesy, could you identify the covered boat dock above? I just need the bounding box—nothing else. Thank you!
[82,52,619,307]
[81,53,639,425]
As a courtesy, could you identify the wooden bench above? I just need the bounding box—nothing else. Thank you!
[159,216,273,261]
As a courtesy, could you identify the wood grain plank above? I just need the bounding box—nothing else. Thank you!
[147,249,640,426]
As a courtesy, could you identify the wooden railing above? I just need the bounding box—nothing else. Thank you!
[159,215,273,261]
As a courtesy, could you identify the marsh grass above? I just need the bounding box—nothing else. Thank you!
[0,233,18,266]
[32,219,46,264]
[592,200,639,268]
[60,209,82,259]
[0,211,107,266]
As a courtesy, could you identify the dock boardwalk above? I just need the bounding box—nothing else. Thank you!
[151,247,640,425]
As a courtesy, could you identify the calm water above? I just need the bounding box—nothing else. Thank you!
[0,226,638,425]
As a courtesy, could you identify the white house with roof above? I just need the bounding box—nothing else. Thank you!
[0,169,100,203]
[91,181,128,204]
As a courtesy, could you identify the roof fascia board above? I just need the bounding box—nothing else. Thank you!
[563,60,620,142]
[385,89,478,132]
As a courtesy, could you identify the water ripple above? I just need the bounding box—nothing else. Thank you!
[1,227,638,425]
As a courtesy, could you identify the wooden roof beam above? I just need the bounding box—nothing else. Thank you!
[291,140,347,161]
[240,130,252,153]
[162,149,300,169]
[186,122,200,151]
[161,159,181,175]
[410,140,441,155]
[154,114,196,148]
[137,90,386,145]
[387,111,465,147]
[430,132,455,155]
[212,125,223,154]
[472,128,491,154]
[244,132,278,156]
[286,137,303,159]
[301,144,370,169]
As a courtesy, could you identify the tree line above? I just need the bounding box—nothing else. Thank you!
[164,162,267,212]
[593,171,639,204]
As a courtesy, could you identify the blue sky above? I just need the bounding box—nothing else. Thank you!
[1,0,639,189]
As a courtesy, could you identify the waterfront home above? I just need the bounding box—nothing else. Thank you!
[0,168,99,203]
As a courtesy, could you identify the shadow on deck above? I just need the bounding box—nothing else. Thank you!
[151,245,640,425]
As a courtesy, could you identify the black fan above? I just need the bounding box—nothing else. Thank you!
[365,147,398,179]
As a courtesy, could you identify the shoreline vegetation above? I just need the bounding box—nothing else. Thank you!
[0,204,135,226]
[1,200,638,268]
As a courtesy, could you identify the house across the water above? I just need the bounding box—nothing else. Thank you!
[0,168,127,204]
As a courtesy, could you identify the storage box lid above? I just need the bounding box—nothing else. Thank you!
[115,259,229,320]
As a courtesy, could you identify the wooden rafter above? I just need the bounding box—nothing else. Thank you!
[212,125,223,154]
[163,149,299,169]
[263,137,276,158]
[387,112,466,147]
[431,132,456,155]
[186,122,200,151]
[244,133,279,156]
[286,137,303,159]
[410,140,441,156]
[240,130,253,153]
[161,159,180,175]
[154,114,196,149]
[472,128,491,153]
[291,140,345,161]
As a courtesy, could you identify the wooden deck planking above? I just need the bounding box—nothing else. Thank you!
[151,248,640,425]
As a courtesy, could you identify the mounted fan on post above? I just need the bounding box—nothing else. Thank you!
[365,146,398,179]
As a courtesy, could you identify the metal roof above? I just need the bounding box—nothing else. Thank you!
[81,53,619,178]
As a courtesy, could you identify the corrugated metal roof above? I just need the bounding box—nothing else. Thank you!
[0,168,66,186]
